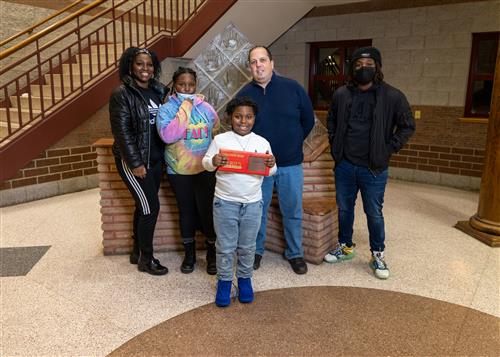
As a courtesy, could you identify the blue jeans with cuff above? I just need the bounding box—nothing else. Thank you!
[213,197,262,281]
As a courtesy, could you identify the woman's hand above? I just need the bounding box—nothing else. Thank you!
[212,153,227,167]
[265,151,276,168]
[132,165,147,178]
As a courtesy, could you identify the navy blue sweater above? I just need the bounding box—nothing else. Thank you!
[237,73,315,167]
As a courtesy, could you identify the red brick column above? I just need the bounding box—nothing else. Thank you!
[94,139,200,255]
[264,146,338,264]
[94,137,338,257]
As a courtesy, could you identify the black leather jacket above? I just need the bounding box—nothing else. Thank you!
[327,82,416,175]
[109,76,168,169]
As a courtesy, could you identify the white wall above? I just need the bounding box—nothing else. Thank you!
[183,0,316,59]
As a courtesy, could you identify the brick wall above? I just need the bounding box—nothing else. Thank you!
[0,104,111,206]
[316,106,486,188]
[411,106,488,148]
[391,144,484,177]
[97,140,204,254]
[303,152,335,198]
[1,146,97,191]
[95,138,337,255]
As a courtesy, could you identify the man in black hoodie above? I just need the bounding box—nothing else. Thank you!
[325,46,415,279]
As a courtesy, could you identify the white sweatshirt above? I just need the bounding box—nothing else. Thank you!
[202,131,277,203]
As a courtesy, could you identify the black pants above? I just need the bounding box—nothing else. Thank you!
[115,157,162,260]
[168,171,216,245]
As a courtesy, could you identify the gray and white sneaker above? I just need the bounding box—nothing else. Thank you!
[370,251,389,279]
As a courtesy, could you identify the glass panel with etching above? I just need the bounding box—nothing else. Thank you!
[194,42,225,79]
[187,23,255,134]
[200,82,229,111]
[214,63,249,97]
[232,43,253,79]
[214,25,248,61]
[194,65,211,92]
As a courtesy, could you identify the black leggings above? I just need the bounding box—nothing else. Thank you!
[168,171,216,245]
[115,157,162,260]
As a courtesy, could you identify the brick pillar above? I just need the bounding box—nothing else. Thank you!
[94,139,202,255]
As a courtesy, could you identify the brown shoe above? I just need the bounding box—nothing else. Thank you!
[288,257,308,275]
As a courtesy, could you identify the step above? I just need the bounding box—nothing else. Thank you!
[77,53,117,66]
[0,108,40,125]
[0,121,21,140]
[29,85,69,98]
[90,43,123,54]
[44,73,91,87]
[62,63,106,76]
[0,119,20,130]
[10,95,62,111]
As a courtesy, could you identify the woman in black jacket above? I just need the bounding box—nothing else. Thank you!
[109,47,168,275]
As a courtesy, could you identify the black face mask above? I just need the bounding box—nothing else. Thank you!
[354,67,376,85]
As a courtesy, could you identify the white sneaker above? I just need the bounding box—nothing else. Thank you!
[370,251,389,279]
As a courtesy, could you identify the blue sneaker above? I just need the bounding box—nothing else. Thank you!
[215,280,232,307]
[237,277,254,303]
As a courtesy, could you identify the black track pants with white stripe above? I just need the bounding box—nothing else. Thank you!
[115,157,162,260]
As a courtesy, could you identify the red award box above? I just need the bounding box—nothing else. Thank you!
[218,149,271,176]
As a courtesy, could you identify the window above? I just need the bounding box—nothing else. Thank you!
[308,40,371,110]
[464,32,499,118]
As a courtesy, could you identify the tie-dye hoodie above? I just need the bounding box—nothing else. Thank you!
[156,94,219,175]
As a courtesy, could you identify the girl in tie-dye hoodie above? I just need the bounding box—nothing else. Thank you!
[156,67,219,276]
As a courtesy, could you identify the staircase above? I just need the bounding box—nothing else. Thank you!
[0,42,124,139]
[0,0,236,183]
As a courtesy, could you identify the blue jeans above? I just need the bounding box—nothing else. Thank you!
[213,197,262,281]
[256,164,304,259]
[335,159,388,252]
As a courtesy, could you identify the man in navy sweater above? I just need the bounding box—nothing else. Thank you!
[237,46,315,274]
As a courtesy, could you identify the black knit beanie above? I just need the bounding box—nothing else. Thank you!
[351,46,382,66]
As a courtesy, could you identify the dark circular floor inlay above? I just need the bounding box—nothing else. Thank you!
[109,286,499,357]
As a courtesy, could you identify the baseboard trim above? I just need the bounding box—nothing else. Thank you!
[389,167,481,191]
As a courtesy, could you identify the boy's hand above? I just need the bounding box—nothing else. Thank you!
[212,152,228,167]
[265,151,275,168]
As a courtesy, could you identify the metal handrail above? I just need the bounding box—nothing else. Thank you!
[0,0,85,48]
[0,0,208,143]
[0,0,106,60]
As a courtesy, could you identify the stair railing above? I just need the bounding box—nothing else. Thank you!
[0,0,206,143]
[0,0,86,49]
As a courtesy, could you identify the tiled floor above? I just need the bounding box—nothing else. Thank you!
[1,180,499,356]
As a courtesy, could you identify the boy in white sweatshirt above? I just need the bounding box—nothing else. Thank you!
[202,97,277,307]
